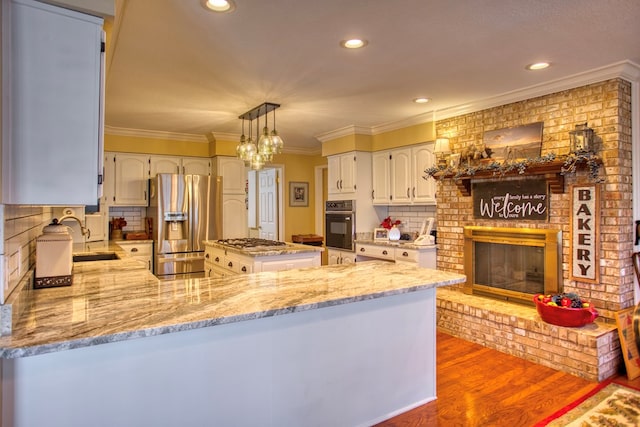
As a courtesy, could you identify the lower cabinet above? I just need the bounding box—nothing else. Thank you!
[327,249,357,265]
[204,245,321,277]
[222,195,247,239]
[355,243,435,268]
[116,241,153,271]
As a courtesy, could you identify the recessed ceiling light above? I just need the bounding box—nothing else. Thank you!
[526,62,550,71]
[413,97,431,104]
[340,39,368,49]
[201,0,236,13]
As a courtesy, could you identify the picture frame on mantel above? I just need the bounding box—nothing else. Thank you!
[289,181,309,207]
[483,121,543,162]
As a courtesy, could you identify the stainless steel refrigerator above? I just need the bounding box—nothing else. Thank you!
[148,174,222,279]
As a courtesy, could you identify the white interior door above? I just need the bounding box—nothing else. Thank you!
[259,168,278,240]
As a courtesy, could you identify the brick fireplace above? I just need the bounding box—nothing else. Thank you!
[433,78,633,381]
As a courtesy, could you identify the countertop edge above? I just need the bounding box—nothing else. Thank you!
[0,273,465,359]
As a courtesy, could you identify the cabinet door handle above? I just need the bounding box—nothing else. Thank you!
[148,260,151,270]
[131,247,138,253]
[382,250,388,255]
[241,266,247,272]
[413,187,416,198]
[406,188,410,198]
[340,179,343,189]
[402,251,409,257]
[144,190,147,201]
[336,179,340,189]
[360,247,365,252]
[228,261,233,268]
[371,190,374,199]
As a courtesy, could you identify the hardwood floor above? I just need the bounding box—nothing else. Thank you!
[375,330,640,427]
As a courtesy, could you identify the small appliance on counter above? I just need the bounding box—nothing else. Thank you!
[35,219,73,289]
[413,218,435,246]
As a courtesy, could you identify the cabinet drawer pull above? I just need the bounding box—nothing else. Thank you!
[402,251,409,257]
[228,261,233,268]
[205,253,210,259]
[131,247,138,253]
[382,250,388,255]
[360,247,365,252]
[241,266,247,272]
[215,256,220,262]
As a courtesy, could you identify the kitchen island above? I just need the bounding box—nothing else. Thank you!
[0,250,465,427]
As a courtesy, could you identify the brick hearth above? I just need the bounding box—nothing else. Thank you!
[436,288,619,381]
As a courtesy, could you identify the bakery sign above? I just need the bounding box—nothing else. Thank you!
[570,184,600,283]
[472,180,548,220]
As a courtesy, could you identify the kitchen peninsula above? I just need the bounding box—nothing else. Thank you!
[0,248,465,427]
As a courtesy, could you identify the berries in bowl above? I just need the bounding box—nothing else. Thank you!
[533,293,598,327]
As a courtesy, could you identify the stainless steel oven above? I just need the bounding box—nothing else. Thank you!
[325,200,355,251]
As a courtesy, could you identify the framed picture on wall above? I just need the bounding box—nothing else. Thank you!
[289,181,309,207]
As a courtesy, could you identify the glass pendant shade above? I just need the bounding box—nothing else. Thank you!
[270,129,283,154]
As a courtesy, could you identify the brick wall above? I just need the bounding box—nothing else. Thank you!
[432,79,632,381]
[435,78,634,320]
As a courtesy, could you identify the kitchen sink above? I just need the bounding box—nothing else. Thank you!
[72,253,120,262]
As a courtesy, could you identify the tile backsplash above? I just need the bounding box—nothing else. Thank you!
[108,207,147,232]
[387,205,436,235]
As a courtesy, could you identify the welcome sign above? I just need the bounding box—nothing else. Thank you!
[472,180,548,220]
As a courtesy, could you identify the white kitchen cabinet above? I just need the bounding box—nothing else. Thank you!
[213,157,246,194]
[149,156,181,176]
[112,153,150,206]
[150,155,211,176]
[355,242,436,268]
[2,0,104,205]
[182,157,211,175]
[222,195,247,239]
[411,144,436,204]
[383,143,436,205]
[205,244,321,276]
[371,151,391,205]
[116,241,153,271]
[213,157,248,238]
[327,153,356,197]
[327,249,356,265]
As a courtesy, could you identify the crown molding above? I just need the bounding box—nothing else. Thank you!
[104,125,208,143]
[319,60,640,141]
[315,125,373,143]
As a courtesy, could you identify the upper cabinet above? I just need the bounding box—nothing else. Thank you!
[213,157,246,194]
[372,143,436,205]
[328,152,359,199]
[2,0,104,205]
[149,155,211,176]
[111,153,149,206]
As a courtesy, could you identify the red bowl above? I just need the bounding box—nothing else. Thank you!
[533,294,598,327]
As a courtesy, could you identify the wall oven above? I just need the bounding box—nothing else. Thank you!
[325,200,355,251]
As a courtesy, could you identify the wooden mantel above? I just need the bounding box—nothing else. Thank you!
[431,157,601,197]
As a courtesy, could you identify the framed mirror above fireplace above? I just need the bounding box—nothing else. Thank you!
[463,226,562,306]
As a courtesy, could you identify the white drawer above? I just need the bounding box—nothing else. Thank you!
[356,244,394,261]
[117,241,152,257]
[395,248,418,263]
[224,255,253,274]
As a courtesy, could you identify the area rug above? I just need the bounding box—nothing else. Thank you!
[533,381,640,426]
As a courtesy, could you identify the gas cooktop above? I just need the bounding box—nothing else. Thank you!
[215,238,287,249]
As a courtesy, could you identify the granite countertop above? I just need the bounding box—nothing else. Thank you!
[204,240,324,257]
[0,257,464,359]
[355,239,436,250]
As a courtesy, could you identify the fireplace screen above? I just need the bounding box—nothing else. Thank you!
[474,242,544,295]
[464,226,561,305]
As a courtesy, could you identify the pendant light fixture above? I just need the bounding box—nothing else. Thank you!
[236,102,284,170]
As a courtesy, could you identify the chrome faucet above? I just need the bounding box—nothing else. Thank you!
[57,215,91,239]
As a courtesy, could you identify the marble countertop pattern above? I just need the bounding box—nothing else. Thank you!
[203,240,324,257]
[355,239,436,250]
[0,257,464,359]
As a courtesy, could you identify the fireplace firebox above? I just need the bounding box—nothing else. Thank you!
[463,226,561,305]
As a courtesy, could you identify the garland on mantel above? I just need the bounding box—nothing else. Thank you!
[424,151,603,182]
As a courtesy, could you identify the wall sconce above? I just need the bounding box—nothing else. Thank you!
[569,123,595,154]
[433,138,451,167]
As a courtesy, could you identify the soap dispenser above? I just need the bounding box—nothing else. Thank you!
[35,219,73,289]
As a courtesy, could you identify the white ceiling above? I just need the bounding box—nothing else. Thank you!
[105,0,640,153]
